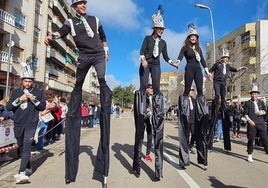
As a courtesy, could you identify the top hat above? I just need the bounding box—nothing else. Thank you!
[152,5,165,29]
[71,0,87,7]
[249,84,260,94]
[221,48,230,58]
[20,56,34,79]
[187,23,198,38]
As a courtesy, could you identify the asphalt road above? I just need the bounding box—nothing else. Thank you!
[1,112,268,188]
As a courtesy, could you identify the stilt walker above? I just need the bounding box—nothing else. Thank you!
[177,95,191,169]
[195,95,210,169]
[44,0,112,186]
[176,23,212,170]
[208,48,248,152]
[132,5,178,180]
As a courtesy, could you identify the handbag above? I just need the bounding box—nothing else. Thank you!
[40,112,54,123]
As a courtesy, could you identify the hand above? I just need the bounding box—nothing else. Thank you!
[256,110,265,116]
[47,102,56,109]
[248,120,255,127]
[19,94,28,102]
[243,66,248,70]
[44,35,52,45]
[207,73,212,81]
[0,117,4,122]
[172,62,179,69]
[141,60,148,68]
[27,94,36,101]
[105,54,109,62]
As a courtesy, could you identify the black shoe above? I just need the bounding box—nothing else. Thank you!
[154,176,161,182]
[179,164,186,170]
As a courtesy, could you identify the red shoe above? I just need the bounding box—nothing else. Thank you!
[145,155,153,162]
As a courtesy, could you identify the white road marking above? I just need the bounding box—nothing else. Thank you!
[164,151,200,188]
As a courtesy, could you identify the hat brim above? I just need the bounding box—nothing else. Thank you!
[187,34,199,39]
[221,56,229,58]
[152,26,166,29]
[250,91,260,94]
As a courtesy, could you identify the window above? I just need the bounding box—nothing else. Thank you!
[35,1,42,14]
[15,13,26,30]
[34,27,40,41]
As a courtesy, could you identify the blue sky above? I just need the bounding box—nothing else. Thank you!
[68,0,268,89]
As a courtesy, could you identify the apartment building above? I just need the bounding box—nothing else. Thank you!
[205,19,268,100]
[160,71,184,105]
[0,0,48,99]
[0,0,100,100]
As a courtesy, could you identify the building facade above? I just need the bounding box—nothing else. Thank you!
[160,71,184,105]
[0,0,99,101]
[205,19,268,100]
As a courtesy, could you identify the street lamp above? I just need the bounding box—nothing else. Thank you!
[195,3,216,64]
[5,33,13,97]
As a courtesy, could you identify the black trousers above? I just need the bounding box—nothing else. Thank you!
[213,80,226,101]
[139,63,161,93]
[247,124,268,154]
[65,54,112,182]
[183,63,203,96]
[145,118,153,155]
[132,91,164,178]
[14,125,36,173]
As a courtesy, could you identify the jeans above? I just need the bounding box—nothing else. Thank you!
[217,119,223,140]
[36,121,48,150]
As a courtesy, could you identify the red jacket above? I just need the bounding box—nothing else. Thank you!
[81,105,89,117]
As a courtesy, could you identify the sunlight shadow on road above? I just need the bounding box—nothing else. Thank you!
[111,143,155,180]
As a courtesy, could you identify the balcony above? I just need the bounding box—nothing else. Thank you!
[66,34,76,48]
[0,8,15,33]
[50,49,65,66]
[52,16,63,29]
[66,74,75,85]
[66,47,77,61]
[52,37,66,52]
[65,61,76,72]
[242,40,256,49]
[53,0,68,21]
[0,50,13,63]
[48,79,73,93]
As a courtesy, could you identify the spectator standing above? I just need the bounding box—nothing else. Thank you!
[6,58,46,184]
[58,97,68,137]
[81,102,89,128]
[88,103,95,127]
[0,97,14,162]
[233,102,243,138]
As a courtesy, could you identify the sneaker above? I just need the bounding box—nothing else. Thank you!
[189,147,196,154]
[15,172,30,184]
[145,154,153,162]
[25,168,33,176]
[248,154,253,163]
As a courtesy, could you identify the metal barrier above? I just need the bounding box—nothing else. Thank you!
[0,120,17,153]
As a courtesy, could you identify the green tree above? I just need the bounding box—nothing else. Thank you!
[112,84,135,108]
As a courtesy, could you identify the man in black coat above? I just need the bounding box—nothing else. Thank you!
[7,57,46,184]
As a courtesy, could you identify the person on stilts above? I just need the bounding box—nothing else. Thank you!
[132,5,178,181]
[45,0,112,186]
[176,23,211,170]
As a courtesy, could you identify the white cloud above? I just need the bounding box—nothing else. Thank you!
[126,74,140,90]
[129,49,140,67]
[106,74,122,89]
[87,0,142,30]
[256,0,268,19]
